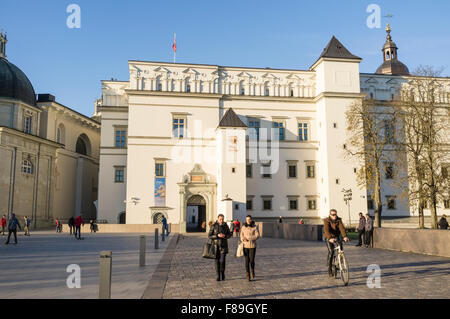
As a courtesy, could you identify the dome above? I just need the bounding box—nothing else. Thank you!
[376,59,410,76]
[0,57,36,106]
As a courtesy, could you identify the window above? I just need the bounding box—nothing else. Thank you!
[273,121,285,140]
[21,159,33,174]
[246,199,253,210]
[367,196,374,210]
[298,122,308,141]
[387,197,396,210]
[306,164,315,178]
[246,164,252,178]
[385,162,394,179]
[288,164,297,178]
[185,77,191,93]
[289,199,298,210]
[264,82,269,96]
[115,168,124,183]
[333,123,338,128]
[335,178,340,185]
[157,83,162,91]
[263,199,272,210]
[307,199,317,210]
[56,124,65,144]
[384,120,395,143]
[173,117,185,138]
[23,115,32,134]
[231,167,236,173]
[290,89,294,97]
[261,163,271,178]
[115,129,127,148]
[444,199,450,209]
[248,120,260,140]
[155,162,164,177]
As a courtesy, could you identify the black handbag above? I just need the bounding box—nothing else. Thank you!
[202,239,218,259]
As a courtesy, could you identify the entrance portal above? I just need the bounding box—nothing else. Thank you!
[186,194,206,232]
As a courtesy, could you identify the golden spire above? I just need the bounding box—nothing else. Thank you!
[385,23,392,41]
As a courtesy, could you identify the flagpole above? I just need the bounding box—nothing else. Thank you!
[173,33,176,63]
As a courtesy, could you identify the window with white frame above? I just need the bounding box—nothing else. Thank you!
[114,167,124,183]
[288,196,299,210]
[307,198,317,210]
[298,122,309,141]
[155,162,165,177]
[273,120,285,141]
[247,119,260,140]
[21,159,33,174]
[115,128,127,148]
[23,115,32,134]
[173,117,186,138]
[306,162,315,178]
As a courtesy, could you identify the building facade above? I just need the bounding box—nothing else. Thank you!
[96,27,450,231]
[0,32,100,227]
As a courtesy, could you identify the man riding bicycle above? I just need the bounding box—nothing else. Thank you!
[324,209,349,277]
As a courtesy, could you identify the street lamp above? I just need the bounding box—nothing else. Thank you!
[342,188,352,228]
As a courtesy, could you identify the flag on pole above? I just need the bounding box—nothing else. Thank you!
[172,33,177,52]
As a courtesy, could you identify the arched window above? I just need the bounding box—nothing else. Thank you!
[239,81,245,95]
[185,77,191,93]
[153,212,165,224]
[156,76,162,91]
[57,124,65,144]
[21,159,33,174]
[76,134,91,156]
[264,81,270,96]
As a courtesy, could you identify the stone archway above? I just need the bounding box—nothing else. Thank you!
[186,194,207,232]
[178,164,216,233]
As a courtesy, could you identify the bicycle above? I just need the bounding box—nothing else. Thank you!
[330,238,349,286]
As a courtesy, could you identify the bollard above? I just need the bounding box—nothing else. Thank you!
[99,251,112,299]
[169,223,171,235]
[161,226,165,242]
[139,235,146,267]
[155,228,159,249]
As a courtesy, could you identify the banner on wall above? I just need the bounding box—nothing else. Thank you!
[154,177,166,206]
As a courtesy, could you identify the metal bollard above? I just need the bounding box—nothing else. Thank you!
[161,226,165,242]
[99,251,112,299]
[169,223,171,235]
[139,235,146,267]
[155,228,159,249]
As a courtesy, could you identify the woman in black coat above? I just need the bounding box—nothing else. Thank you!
[208,214,232,281]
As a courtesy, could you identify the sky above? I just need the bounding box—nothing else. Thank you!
[1,0,449,117]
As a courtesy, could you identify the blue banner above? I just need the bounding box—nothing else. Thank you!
[154,177,166,206]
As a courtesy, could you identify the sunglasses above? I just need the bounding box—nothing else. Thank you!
[330,214,337,217]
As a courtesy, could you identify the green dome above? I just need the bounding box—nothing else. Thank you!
[0,57,36,106]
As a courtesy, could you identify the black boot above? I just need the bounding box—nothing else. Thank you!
[251,269,255,280]
[216,262,221,281]
[246,272,251,281]
[221,263,225,281]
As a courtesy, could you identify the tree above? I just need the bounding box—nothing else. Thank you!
[345,98,400,227]
[397,66,450,229]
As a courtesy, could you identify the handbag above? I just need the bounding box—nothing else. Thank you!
[202,239,218,259]
[236,240,244,258]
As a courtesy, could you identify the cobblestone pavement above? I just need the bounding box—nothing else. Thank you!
[163,234,450,299]
[0,231,170,299]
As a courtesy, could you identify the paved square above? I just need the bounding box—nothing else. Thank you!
[162,234,450,299]
[0,231,170,299]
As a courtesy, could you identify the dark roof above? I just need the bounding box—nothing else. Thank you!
[318,36,361,60]
[218,108,247,128]
[0,57,36,106]
[376,59,410,76]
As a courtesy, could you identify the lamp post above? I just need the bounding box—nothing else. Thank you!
[342,188,352,228]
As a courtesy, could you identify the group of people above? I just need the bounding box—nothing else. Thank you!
[58,215,92,239]
[2,214,31,245]
[356,212,374,248]
[208,214,260,281]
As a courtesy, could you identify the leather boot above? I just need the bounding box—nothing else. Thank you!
[246,272,250,281]
[216,262,221,281]
[221,263,225,281]
[251,269,255,280]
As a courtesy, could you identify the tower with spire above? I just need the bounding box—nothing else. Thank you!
[0,31,7,59]
[376,24,409,75]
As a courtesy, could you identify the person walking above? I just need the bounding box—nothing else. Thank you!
[23,216,31,236]
[233,219,241,237]
[90,220,98,233]
[5,213,21,245]
[278,216,283,223]
[364,213,374,248]
[74,215,85,240]
[55,219,60,233]
[1,215,7,235]
[240,215,260,281]
[356,212,366,247]
[68,217,75,235]
[438,214,449,230]
[162,216,169,236]
[208,214,232,281]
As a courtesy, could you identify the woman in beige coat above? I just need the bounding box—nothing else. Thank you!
[240,215,260,281]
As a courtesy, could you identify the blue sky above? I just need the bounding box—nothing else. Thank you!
[1,0,449,116]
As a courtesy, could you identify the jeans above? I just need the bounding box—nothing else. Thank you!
[163,224,169,236]
[6,229,17,244]
[364,230,373,247]
[215,253,226,277]
[2,225,6,235]
[357,229,365,246]
[243,248,256,274]
[75,226,81,239]
[326,239,343,271]
[69,225,73,235]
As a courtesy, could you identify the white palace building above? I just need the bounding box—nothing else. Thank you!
[96,27,450,232]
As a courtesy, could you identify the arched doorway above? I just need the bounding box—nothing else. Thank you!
[186,194,206,232]
[76,134,92,156]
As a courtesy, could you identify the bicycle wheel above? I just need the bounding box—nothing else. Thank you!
[332,256,338,278]
[338,253,349,286]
